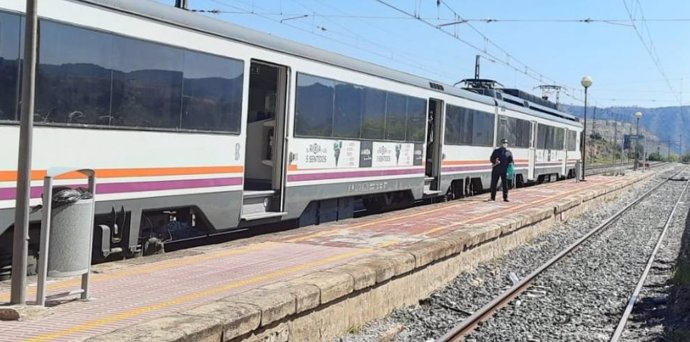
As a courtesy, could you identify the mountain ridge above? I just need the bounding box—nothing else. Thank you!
[560,104,689,154]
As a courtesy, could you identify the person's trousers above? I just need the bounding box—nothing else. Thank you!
[490,170,508,200]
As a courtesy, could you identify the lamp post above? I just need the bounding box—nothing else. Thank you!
[634,111,642,170]
[580,76,592,180]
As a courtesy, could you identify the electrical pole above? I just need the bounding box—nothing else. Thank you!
[175,0,189,9]
[592,106,597,135]
[474,55,480,79]
[11,0,38,305]
[613,121,617,152]
[614,120,622,174]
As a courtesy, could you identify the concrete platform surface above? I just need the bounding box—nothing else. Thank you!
[0,171,654,341]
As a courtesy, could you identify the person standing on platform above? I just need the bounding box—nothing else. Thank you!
[489,138,514,202]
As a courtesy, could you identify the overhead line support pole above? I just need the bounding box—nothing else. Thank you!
[11,0,39,305]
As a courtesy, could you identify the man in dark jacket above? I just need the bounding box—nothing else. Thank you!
[489,138,514,202]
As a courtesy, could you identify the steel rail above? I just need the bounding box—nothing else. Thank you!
[609,176,690,341]
[437,167,684,342]
[587,161,667,176]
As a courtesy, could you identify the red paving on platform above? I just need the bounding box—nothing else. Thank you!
[0,175,630,341]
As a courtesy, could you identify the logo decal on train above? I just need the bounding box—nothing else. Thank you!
[305,142,328,163]
[376,145,392,163]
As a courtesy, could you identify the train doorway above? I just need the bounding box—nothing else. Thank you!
[424,98,444,195]
[528,120,537,180]
[241,61,289,221]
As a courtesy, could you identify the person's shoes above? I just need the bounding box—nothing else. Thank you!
[487,198,495,202]
[503,199,509,202]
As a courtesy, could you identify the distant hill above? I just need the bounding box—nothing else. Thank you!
[561,104,689,154]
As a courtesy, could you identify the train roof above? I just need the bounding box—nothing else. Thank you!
[76,0,580,127]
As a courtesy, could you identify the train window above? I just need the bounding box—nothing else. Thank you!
[0,11,20,122]
[111,35,184,129]
[537,124,565,150]
[36,20,115,125]
[537,124,548,149]
[566,130,578,151]
[33,19,243,134]
[445,105,495,146]
[498,116,530,148]
[361,87,386,140]
[295,74,334,137]
[552,127,565,150]
[444,104,469,145]
[471,109,494,147]
[515,119,531,148]
[497,117,513,146]
[406,97,426,142]
[295,73,426,143]
[333,82,362,139]
[385,92,406,141]
[181,51,243,133]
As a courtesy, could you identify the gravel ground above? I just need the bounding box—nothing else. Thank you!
[335,166,681,342]
[466,169,688,341]
[618,174,690,342]
[665,209,690,341]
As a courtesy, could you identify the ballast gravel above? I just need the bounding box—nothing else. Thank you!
[619,178,690,341]
[467,170,688,341]
[335,167,681,342]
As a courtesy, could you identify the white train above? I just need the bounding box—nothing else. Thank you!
[0,0,581,269]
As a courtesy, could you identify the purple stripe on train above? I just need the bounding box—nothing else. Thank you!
[287,168,424,182]
[0,177,243,201]
[441,164,529,173]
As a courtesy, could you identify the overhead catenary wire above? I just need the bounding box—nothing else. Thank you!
[188,0,585,103]
[374,0,586,104]
[181,0,687,107]
[182,10,690,24]
[288,0,456,77]
[622,0,682,105]
[200,0,454,80]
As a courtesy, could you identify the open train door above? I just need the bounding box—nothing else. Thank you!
[528,120,537,180]
[424,98,444,196]
[240,60,289,221]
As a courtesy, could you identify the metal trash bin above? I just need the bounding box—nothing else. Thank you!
[36,167,96,306]
[47,188,94,278]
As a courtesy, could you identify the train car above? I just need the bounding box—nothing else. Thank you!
[0,0,581,274]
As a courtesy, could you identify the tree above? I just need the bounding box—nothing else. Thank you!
[647,152,663,161]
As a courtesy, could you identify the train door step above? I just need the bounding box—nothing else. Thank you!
[424,177,440,196]
[243,190,275,199]
[241,211,287,221]
[241,190,285,221]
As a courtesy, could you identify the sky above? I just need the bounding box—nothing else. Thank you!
[153,0,690,109]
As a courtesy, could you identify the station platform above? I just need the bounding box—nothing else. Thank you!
[0,171,657,341]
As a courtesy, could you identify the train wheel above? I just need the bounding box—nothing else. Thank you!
[449,180,464,200]
[143,237,165,256]
[0,253,10,281]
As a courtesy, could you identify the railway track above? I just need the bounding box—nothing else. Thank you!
[437,166,687,342]
[586,161,665,176]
